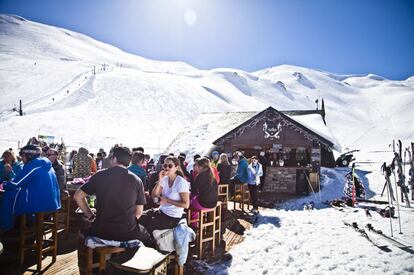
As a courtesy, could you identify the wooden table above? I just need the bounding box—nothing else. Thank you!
[66,182,82,196]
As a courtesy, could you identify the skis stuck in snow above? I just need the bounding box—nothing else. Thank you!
[406,142,414,201]
[366,223,414,255]
[344,222,391,252]
[394,140,410,208]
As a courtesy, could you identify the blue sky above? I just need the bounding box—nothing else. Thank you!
[1,0,413,80]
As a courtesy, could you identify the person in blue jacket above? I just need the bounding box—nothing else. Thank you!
[0,145,61,231]
[128,151,147,189]
[230,151,249,197]
[0,149,22,182]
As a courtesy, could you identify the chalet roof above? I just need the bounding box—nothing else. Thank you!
[166,107,340,156]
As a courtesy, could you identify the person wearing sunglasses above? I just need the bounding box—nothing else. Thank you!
[46,148,67,196]
[139,156,190,236]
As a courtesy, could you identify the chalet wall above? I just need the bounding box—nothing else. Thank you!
[263,167,297,193]
[229,117,313,148]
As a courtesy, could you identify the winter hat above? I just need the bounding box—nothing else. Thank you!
[19,144,41,161]
[234,151,243,157]
[211,151,220,157]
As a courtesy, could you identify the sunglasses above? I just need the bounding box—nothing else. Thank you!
[46,153,57,156]
[163,163,174,169]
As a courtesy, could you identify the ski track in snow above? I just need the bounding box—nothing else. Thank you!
[1,14,413,152]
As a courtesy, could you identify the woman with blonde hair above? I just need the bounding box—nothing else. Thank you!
[217,153,231,184]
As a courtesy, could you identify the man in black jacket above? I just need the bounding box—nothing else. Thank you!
[46,148,67,196]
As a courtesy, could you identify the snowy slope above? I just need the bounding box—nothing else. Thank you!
[1,14,414,275]
[254,65,414,153]
[0,13,413,156]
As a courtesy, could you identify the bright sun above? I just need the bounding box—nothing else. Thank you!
[184,8,197,27]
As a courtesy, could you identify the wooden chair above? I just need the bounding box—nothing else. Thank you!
[168,253,184,275]
[77,234,126,275]
[217,183,229,210]
[187,202,222,259]
[58,195,71,237]
[108,246,172,275]
[233,183,250,211]
[19,211,58,272]
[152,226,186,275]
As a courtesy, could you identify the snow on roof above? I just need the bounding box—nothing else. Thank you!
[166,111,256,156]
[287,113,341,151]
[166,109,341,156]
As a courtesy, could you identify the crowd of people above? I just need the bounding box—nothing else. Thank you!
[0,138,265,263]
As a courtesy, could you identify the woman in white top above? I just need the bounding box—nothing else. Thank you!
[139,156,190,234]
[247,156,263,214]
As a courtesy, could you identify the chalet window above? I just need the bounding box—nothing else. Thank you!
[296,147,306,161]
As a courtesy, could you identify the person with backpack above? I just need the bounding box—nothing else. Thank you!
[247,156,263,214]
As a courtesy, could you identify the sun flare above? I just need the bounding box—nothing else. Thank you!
[184,8,197,27]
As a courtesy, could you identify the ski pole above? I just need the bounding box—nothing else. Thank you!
[392,155,403,234]
[404,150,407,178]
[380,163,388,198]
[384,164,394,237]
[351,163,357,207]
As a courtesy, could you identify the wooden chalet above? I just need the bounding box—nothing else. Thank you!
[168,103,339,196]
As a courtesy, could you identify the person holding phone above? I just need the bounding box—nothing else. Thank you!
[139,156,190,235]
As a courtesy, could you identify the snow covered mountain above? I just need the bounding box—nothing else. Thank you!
[0,14,413,154]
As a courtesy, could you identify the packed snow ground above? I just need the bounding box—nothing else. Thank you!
[202,150,414,275]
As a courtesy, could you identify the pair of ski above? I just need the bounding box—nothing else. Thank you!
[322,201,358,213]
[344,222,414,254]
[407,142,414,201]
[392,140,411,207]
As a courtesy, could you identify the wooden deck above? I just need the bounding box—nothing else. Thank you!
[24,251,79,275]
[0,202,254,275]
